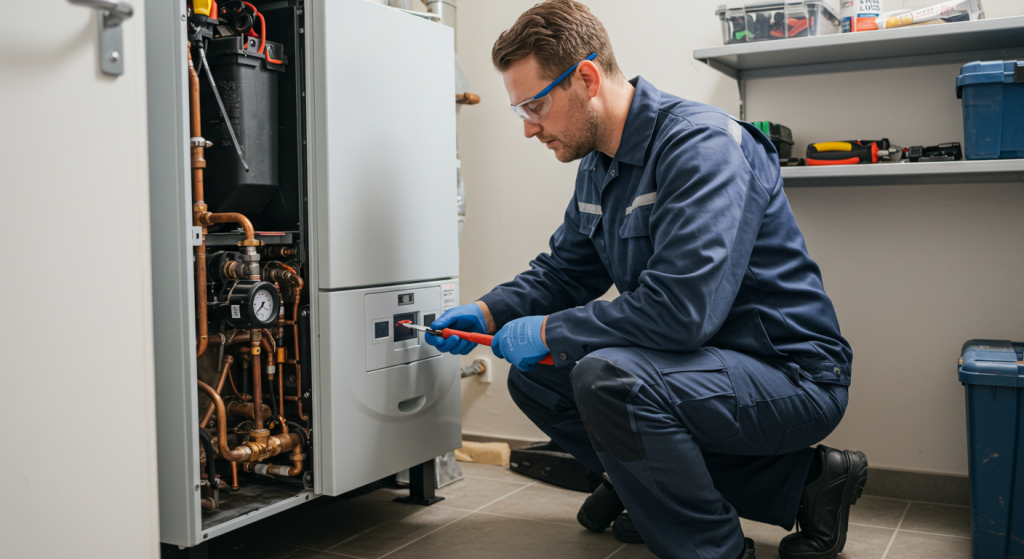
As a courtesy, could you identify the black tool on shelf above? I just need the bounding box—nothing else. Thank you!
[906,142,963,162]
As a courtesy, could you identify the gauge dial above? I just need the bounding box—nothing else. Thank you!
[217,280,281,328]
[253,289,275,322]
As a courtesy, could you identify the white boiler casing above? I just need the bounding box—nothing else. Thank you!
[306,0,462,497]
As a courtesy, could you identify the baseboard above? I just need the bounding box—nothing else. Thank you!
[460,432,539,450]
[862,466,970,506]
[460,433,971,506]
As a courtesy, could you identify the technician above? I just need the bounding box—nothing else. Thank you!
[427,2,865,559]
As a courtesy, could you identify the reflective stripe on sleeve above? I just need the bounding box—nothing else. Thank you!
[578,202,603,215]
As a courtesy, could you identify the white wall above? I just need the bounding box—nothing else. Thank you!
[0,2,160,557]
[456,0,1024,476]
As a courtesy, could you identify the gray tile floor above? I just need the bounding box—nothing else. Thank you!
[211,462,972,559]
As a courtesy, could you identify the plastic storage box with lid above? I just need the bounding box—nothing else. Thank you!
[956,60,1024,160]
[715,1,840,44]
[750,121,794,158]
[958,339,1024,558]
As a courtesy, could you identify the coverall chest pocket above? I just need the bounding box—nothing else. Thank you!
[618,203,654,279]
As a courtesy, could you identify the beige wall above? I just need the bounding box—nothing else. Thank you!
[0,1,160,557]
[456,0,1024,476]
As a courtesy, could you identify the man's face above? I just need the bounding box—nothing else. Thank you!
[503,55,599,163]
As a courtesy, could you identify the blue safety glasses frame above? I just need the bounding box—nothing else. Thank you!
[509,53,597,124]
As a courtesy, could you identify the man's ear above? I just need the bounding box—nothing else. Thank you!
[576,60,601,99]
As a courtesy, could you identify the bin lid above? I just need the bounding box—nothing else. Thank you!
[959,339,1024,387]
[956,60,1023,88]
[716,0,837,16]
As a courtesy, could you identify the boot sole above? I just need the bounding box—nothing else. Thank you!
[612,521,645,544]
[779,450,869,559]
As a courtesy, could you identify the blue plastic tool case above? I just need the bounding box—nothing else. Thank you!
[956,60,1024,160]
[959,339,1024,558]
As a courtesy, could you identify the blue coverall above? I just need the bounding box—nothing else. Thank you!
[478,77,853,559]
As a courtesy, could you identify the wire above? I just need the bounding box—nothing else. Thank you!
[240,1,284,64]
[240,2,265,53]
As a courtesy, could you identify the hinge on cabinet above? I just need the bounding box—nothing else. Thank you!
[191,226,203,247]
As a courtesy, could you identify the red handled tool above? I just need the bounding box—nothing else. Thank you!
[397,321,555,366]
[806,139,892,166]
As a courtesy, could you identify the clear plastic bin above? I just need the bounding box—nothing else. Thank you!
[716,0,841,44]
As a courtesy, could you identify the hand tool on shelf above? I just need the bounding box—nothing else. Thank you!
[396,320,556,366]
[806,139,892,166]
[877,144,904,162]
[906,142,962,162]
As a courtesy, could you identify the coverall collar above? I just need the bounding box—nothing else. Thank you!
[614,76,661,167]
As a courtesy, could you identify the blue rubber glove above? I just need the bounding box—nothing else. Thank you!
[425,303,488,356]
[491,316,549,371]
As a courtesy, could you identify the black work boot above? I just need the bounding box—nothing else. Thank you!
[738,538,756,558]
[778,445,869,559]
[611,511,644,544]
[577,480,625,532]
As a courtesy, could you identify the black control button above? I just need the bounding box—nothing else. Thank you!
[394,312,418,342]
[374,321,389,340]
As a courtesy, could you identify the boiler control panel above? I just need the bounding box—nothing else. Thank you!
[364,285,451,372]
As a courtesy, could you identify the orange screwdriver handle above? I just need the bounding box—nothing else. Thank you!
[439,328,556,366]
[440,328,493,346]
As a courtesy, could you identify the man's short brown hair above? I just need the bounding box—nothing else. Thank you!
[492,0,624,89]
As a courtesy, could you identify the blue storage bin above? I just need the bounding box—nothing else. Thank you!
[956,60,1024,160]
[959,340,1024,558]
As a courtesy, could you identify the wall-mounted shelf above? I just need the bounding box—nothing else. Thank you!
[780,159,1024,187]
[693,15,1024,80]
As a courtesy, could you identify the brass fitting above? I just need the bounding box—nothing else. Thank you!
[240,430,300,463]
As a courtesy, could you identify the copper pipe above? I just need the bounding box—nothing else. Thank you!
[292,299,308,420]
[261,331,276,359]
[199,356,235,428]
[265,246,296,258]
[198,212,256,242]
[251,333,263,430]
[187,46,206,201]
[230,461,239,490]
[226,401,272,421]
[226,360,247,401]
[196,380,253,462]
[188,45,210,358]
[201,497,217,511]
[211,331,250,346]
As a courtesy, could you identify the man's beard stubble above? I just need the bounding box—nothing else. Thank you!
[550,90,601,163]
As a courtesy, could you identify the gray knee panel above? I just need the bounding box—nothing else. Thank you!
[572,357,646,463]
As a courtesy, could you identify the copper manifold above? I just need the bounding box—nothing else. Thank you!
[226,401,273,422]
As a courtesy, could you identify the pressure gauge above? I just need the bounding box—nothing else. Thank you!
[216,280,281,328]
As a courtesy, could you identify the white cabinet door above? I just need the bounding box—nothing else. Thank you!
[308,0,459,291]
[0,1,159,558]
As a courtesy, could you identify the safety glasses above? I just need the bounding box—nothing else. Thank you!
[509,53,597,124]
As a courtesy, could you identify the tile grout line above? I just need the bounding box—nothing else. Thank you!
[325,521,392,551]
[849,522,971,540]
[602,543,629,559]
[459,474,532,485]
[245,537,369,559]
[879,501,913,559]
[326,476,535,552]
[471,509,582,528]
[375,481,540,559]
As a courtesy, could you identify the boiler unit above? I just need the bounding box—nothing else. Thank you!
[148,0,461,549]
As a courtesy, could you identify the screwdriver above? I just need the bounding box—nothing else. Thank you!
[396,320,555,366]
